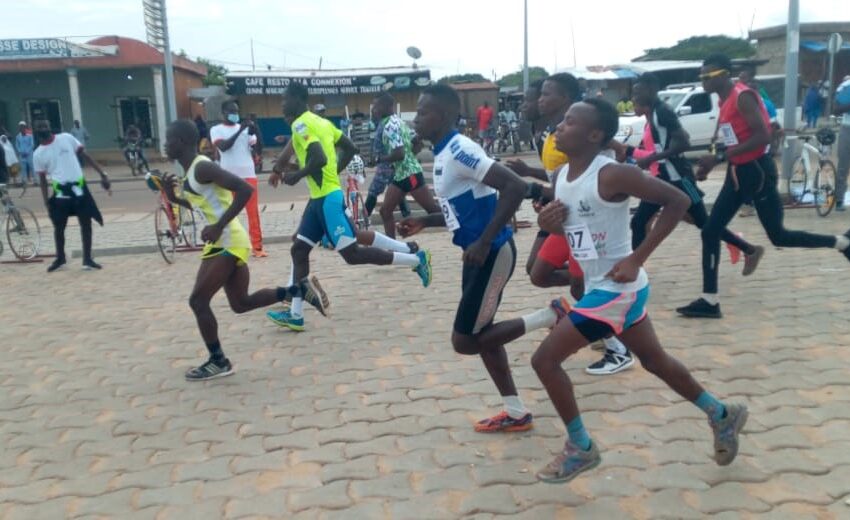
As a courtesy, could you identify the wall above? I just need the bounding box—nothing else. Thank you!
[0,70,71,133]
[456,89,499,123]
[174,69,205,119]
[77,67,158,150]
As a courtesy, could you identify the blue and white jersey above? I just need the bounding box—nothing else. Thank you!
[432,131,512,250]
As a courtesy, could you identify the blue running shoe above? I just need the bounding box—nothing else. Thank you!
[266,310,305,331]
[414,250,432,288]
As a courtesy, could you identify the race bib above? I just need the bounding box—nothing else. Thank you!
[566,223,598,260]
[719,123,739,147]
[439,197,460,231]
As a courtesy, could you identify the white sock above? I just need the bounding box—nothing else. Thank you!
[603,337,628,356]
[291,297,304,318]
[835,235,850,251]
[522,307,557,332]
[372,232,411,253]
[702,293,719,305]
[286,260,294,287]
[392,252,420,267]
[503,395,528,419]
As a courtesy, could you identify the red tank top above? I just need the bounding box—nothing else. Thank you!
[718,83,770,165]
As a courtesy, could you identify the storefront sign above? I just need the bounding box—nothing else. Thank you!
[227,70,431,96]
[0,38,111,60]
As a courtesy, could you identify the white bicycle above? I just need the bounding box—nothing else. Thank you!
[785,127,837,217]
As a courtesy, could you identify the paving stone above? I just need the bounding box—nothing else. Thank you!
[173,457,233,482]
[416,465,476,494]
[289,480,352,511]
[388,493,457,520]
[641,489,704,519]
[321,455,380,483]
[634,463,711,491]
[343,435,400,459]
[289,444,345,465]
[350,473,414,499]
[69,488,138,516]
[458,484,522,516]
[231,451,289,474]
[689,481,772,514]
[1,497,74,520]
[135,482,199,508]
[226,492,289,518]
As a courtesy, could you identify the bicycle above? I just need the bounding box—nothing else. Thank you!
[785,126,838,217]
[145,170,205,264]
[0,183,41,260]
[343,155,370,231]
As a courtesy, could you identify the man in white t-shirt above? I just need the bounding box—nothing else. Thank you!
[32,119,111,272]
[210,100,267,257]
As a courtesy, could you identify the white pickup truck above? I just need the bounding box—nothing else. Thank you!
[616,82,798,157]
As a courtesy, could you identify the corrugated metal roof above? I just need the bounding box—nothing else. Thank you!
[228,66,426,78]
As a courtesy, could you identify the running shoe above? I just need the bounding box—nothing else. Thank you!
[266,310,305,331]
[709,403,748,466]
[585,350,635,376]
[47,258,67,273]
[474,411,534,433]
[82,260,102,271]
[676,298,722,319]
[414,250,432,288]
[300,275,330,317]
[738,204,755,218]
[537,440,602,483]
[406,241,420,254]
[550,297,571,325]
[252,248,269,258]
[185,357,234,381]
[742,245,764,276]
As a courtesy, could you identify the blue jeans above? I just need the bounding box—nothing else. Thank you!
[18,156,34,183]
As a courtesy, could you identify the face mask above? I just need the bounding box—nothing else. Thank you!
[36,130,52,140]
[227,114,240,124]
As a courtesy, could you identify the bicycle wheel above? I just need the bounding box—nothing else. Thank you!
[154,204,176,263]
[787,156,807,204]
[814,160,837,217]
[355,192,370,230]
[177,204,199,246]
[6,206,41,260]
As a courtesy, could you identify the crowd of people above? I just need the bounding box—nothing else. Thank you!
[8,51,850,484]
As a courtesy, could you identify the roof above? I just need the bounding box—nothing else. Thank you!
[227,66,426,78]
[450,81,499,91]
[750,22,850,40]
[0,36,206,76]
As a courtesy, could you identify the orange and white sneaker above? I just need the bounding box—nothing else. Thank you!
[474,411,534,433]
[252,248,269,258]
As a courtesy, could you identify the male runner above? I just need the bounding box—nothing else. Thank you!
[628,73,762,268]
[210,101,268,257]
[533,98,747,482]
[161,120,327,380]
[267,81,431,331]
[517,74,634,375]
[399,84,566,432]
[520,79,545,156]
[372,93,440,238]
[33,119,111,272]
[678,55,850,318]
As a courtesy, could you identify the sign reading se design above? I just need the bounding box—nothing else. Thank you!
[0,39,109,60]
[227,71,432,96]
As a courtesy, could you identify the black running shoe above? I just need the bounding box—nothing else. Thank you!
[676,298,722,319]
[185,358,234,381]
[82,260,102,271]
[47,258,67,273]
[407,241,420,254]
[300,275,330,317]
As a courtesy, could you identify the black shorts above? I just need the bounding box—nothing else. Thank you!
[391,172,425,193]
[454,238,517,335]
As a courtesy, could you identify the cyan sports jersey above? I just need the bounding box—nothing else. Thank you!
[432,131,512,250]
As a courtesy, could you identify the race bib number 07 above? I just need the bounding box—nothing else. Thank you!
[719,123,739,147]
[566,223,598,260]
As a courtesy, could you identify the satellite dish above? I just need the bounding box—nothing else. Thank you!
[406,46,422,60]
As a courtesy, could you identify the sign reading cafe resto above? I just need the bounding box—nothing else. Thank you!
[227,70,432,96]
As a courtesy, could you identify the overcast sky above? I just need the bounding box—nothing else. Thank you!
[8,0,850,79]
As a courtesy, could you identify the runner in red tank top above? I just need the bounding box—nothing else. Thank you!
[676,54,850,319]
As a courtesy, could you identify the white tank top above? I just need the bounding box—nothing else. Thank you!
[555,153,648,293]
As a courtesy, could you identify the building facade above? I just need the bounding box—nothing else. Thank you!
[750,22,850,85]
[0,36,206,152]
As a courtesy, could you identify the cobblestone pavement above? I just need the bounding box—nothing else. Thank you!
[2,201,850,518]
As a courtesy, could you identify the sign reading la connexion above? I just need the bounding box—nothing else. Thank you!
[227,70,431,96]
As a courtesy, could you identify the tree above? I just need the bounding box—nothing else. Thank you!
[196,57,228,87]
[634,35,755,62]
[437,73,488,84]
[497,67,548,87]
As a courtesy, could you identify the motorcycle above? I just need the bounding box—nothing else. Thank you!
[121,139,148,177]
[495,119,521,155]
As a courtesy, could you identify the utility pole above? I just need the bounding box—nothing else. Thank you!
[143,0,177,122]
[250,38,255,71]
[522,0,529,91]
[780,0,799,184]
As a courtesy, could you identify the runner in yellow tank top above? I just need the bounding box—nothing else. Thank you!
[161,120,329,381]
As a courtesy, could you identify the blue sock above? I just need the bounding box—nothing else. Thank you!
[566,416,591,451]
[694,391,726,422]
